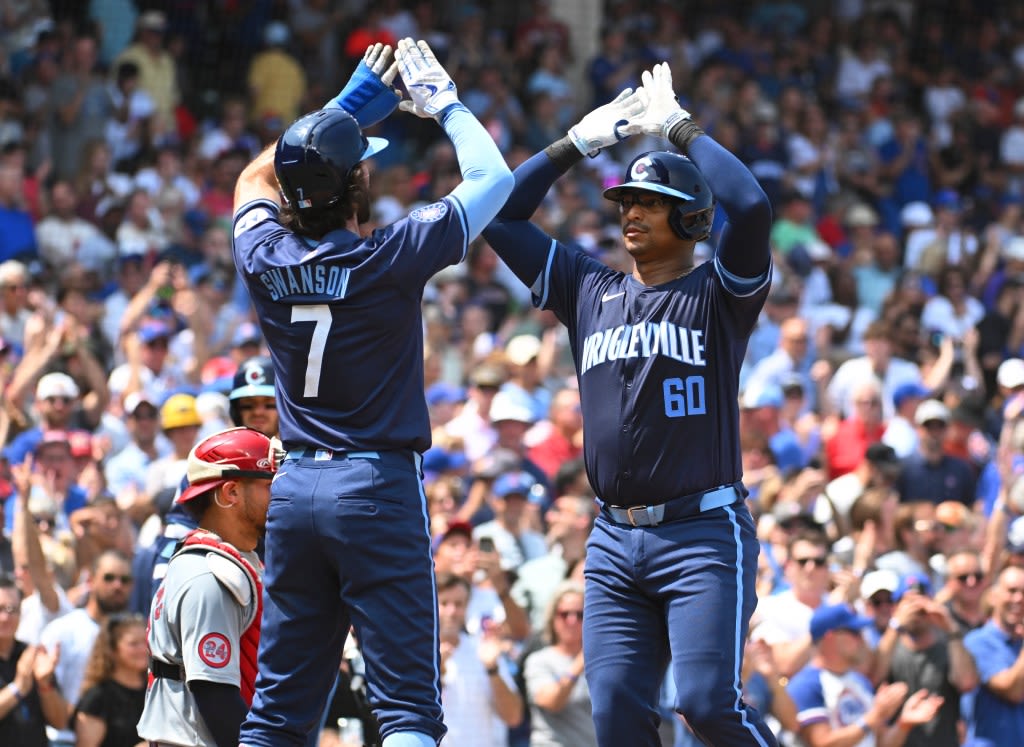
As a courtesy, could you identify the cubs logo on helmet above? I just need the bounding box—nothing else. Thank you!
[604,151,715,242]
[230,357,276,401]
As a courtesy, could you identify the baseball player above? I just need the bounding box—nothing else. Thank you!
[228,356,279,436]
[482,63,777,746]
[232,39,513,747]
[137,426,276,747]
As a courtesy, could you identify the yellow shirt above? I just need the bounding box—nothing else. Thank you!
[248,49,307,125]
[115,43,179,135]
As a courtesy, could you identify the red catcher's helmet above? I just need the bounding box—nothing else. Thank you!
[178,427,277,504]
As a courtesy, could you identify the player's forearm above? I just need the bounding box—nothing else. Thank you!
[191,680,248,747]
[234,142,280,210]
[686,134,772,278]
[441,104,514,239]
[498,145,576,221]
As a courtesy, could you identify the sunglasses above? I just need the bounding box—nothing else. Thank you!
[101,573,134,585]
[556,610,584,622]
[868,593,894,605]
[792,555,828,568]
[616,193,670,212]
[954,572,982,584]
[44,396,73,405]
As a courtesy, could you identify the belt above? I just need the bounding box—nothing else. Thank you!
[150,658,184,681]
[285,448,380,462]
[603,483,742,527]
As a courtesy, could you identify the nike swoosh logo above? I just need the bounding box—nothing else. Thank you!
[418,84,438,96]
[602,291,625,302]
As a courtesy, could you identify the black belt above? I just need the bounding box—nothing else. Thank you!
[150,658,184,681]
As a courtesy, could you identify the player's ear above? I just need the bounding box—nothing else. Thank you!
[215,481,242,508]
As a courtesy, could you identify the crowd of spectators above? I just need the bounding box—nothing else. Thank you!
[3,1,1024,746]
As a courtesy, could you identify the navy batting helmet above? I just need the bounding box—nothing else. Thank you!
[229,356,275,426]
[604,151,715,241]
[274,108,388,211]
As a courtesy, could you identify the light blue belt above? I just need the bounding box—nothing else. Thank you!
[604,484,739,527]
[285,449,380,462]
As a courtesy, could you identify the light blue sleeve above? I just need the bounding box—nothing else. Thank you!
[439,103,514,241]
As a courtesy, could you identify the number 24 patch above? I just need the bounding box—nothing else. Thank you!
[198,633,232,668]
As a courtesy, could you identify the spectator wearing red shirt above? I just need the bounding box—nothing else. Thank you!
[825,378,886,478]
[527,387,582,482]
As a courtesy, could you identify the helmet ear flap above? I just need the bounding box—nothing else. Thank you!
[668,203,714,242]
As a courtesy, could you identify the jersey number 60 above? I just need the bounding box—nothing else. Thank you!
[663,376,706,418]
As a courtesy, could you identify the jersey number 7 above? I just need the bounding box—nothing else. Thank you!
[291,304,332,397]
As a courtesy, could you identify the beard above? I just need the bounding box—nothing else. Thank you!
[96,593,127,615]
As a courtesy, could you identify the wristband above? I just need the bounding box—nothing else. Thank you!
[855,716,871,735]
[665,117,706,154]
[544,136,586,172]
[36,676,55,693]
[6,682,23,701]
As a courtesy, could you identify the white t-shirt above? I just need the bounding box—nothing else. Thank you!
[441,632,516,747]
[16,585,73,644]
[40,608,101,743]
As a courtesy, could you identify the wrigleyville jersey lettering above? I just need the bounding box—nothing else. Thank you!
[538,244,769,507]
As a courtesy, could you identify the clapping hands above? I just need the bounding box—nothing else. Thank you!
[567,61,693,157]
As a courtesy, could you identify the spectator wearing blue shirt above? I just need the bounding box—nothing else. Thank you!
[897,399,977,506]
[963,566,1024,747]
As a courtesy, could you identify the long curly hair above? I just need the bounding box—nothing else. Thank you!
[279,163,370,238]
[79,612,146,694]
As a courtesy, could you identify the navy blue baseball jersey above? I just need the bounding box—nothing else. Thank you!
[232,197,468,452]
[538,251,768,506]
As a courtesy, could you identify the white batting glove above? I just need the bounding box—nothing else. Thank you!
[568,87,647,157]
[364,42,399,87]
[396,38,460,118]
[635,62,692,137]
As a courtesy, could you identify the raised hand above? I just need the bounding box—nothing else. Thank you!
[364,43,398,87]
[635,62,692,137]
[568,87,647,157]
[396,38,459,118]
[333,43,402,128]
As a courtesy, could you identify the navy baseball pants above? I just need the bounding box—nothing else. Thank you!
[583,499,778,747]
[240,450,445,747]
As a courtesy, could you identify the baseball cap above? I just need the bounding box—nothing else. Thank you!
[1003,237,1024,263]
[861,569,899,601]
[741,382,783,410]
[35,430,71,452]
[425,382,466,407]
[469,364,505,389]
[36,372,79,401]
[864,442,900,468]
[489,390,535,424]
[124,390,158,416]
[504,335,542,366]
[845,204,879,228]
[933,189,962,212]
[137,10,167,32]
[138,320,172,345]
[67,430,93,459]
[232,322,261,349]
[810,603,874,642]
[160,393,203,430]
[430,520,474,554]
[493,471,539,499]
[900,201,934,228]
[421,446,468,477]
[895,572,933,601]
[914,399,950,426]
[998,358,1024,390]
[892,382,929,408]
[1007,515,1024,554]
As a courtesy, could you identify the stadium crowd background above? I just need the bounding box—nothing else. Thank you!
[3,1,1024,746]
